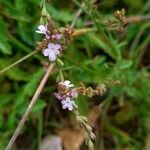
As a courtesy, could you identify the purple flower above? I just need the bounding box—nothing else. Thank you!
[59,80,74,89]
[55,80,78,111]
[70,89,78,98]
[43,43,61,62]
[61,97,76,111]
[51,34,63,40]
[36,25,48,35]
[36,25,50,39]
[54,92,63,100]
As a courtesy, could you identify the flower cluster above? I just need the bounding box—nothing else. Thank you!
[114,8,128,32]
[36,24,62,62]
[106,8,128,32]
[54,80,78,111]
[54,80,109,111]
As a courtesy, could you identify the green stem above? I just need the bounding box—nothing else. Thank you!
[59,69,64,82]
[0,50,37,75]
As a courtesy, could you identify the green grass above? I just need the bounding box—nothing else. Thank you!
[0,0,150,149]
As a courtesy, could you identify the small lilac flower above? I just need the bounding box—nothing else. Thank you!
[61,97,76,111]
[36,25,48,35]
[59,80,74,89]
[51,34,63,40]
[70,89,78,98]
[54,92,63,100]
[43,43,61,62]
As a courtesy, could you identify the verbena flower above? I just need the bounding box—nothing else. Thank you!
[43,43,61,62]
[55,80,78,111]
[61,97,76,111]
[36,25,48,35]
[51,34,63,40]
[59,80,74,89]
[54,92,64,100]
[70,89,78,98]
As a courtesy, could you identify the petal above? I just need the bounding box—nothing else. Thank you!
[55,44,61,50]
[38,25,47,31]
[48,43,55,49]
[48,52,57,62]
[55,34,63,40]
[65,97,71,101]
[70,89,78,98]
[54,93,62,100]
[51,35,56,39]
[43,49,50,56]
[53,49,60,55]
[64,80,74,87]
[62,104,67,109]
[64,80,70,85]
[61,100,66,105]
[68,84,74,87]
[46,35,50,39]
[68,104,73,111]
[35,30,43,34]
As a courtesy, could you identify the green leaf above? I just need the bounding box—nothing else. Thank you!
[0,94,13,107]
[46,5,73,22]
[0,18,12,54]
[18,22,35,45]
[118,60,133,69]
[86,33,117,59]
[0,40,12,54]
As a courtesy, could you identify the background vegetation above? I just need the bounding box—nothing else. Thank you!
[0,0,150,149]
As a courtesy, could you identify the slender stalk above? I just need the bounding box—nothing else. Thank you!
[6,63,55,150]
[0,50,37,75]
[127,14,150,23]
[70,2,85,28]
[129,29,144,55]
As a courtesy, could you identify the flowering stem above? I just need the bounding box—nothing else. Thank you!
[6,63,55,150]
[0,50,37,75]
[6,4,92,149]
[59,69,64,82]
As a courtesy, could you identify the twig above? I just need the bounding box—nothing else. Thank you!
[0,50,37,75]
[134,36,150,68]
[72,28,94,36]
[129,29,144,55]
[84,14,150,26]
[70,2,85,28]
[6,63,55,150]
[127,14,150,23]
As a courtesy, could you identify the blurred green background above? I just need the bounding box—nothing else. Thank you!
[0,0,150,149]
